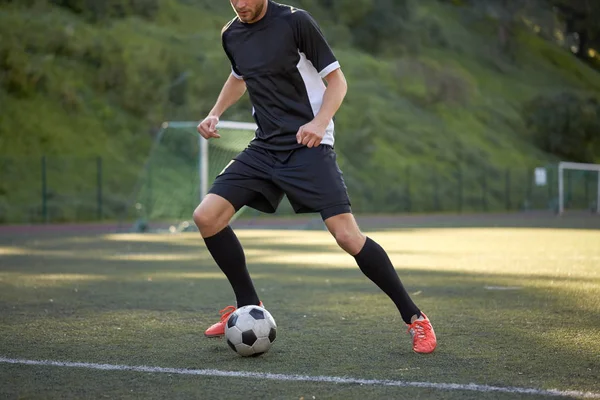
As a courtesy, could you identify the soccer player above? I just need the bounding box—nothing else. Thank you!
[195,0,437,353]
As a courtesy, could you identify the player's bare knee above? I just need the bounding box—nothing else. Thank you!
[192,206,222,235]
[192,206,209,229]
[333,229,365,255]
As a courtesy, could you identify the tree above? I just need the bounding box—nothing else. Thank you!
[524,92,600,163]
[552,0,600,59]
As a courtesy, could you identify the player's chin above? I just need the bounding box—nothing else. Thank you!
[238,12,252,22]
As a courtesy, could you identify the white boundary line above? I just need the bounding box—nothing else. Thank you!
[1,357,599,398]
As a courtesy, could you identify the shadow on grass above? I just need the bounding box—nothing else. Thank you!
[1,265,599,386]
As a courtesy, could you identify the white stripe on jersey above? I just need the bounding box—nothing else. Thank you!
[296,51,335,147]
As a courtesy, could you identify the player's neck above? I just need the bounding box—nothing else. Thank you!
[245,0,269,24]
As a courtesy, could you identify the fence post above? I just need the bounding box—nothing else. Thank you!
[526,168,532,210]
[584,171,590,209]
[433,169,440,212]
[505,168,511,211]
[97,156,103,220]
[147,163,153,218]
[405,166,412,213]
[547,169,554,210]
[481,168,488,212]
[457,166,463,213]
[566,169,573,209]
[41,155,48,223]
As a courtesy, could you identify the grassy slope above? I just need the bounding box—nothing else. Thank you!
[1,0,600,221]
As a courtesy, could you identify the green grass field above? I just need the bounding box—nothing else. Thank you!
[0,216,599,399]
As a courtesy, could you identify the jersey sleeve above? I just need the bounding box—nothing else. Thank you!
[222,30,243,80]
[292,10,340,78]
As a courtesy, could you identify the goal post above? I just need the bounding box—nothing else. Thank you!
[120,120,257,232]
[163,120,258,200]
[558,161,600,215]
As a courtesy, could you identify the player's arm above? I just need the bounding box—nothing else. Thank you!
[313,68,347,131]
[292,10,346,148]
[297,69,346,148]
[198,74,247,139]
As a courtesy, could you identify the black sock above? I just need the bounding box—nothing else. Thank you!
[354,237,421,324]
[203,226,259,307]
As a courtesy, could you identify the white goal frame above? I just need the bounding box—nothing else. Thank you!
[161,120,258,201]
[558,161,600,215]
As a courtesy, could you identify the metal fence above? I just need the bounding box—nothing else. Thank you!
[0,155,598,224]
[0,156,136,224]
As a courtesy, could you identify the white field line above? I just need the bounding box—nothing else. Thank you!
[1,357,599,399]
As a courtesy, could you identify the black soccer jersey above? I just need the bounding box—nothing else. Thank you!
[221,1,340,150]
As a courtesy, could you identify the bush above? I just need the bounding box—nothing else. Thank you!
[0,44,48,97]
[316,0,413,55]
[395,59,471,106]
[49,0,160,21]
[523,91,600,163]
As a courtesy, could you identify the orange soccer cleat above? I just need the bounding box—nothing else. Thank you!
[204,302,263,338]
[407,313,437,354]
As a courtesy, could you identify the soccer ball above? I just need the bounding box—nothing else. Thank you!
[225,305,277,357]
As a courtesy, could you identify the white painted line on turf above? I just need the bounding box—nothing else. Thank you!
[1,357,599,399]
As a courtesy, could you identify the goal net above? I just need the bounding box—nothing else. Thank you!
[119,120,256,232]
[557,162,600,215]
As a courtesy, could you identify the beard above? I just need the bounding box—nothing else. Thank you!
[237,1,265,23]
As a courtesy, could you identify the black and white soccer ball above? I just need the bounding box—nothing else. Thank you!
[225,305,277,357]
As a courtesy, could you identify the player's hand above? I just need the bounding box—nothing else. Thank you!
[296,120,327,148]
[197,116,221,139]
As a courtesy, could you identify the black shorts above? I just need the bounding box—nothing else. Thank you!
[208,144,351,220]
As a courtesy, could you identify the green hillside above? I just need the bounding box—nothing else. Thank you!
[1,0,600,222]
